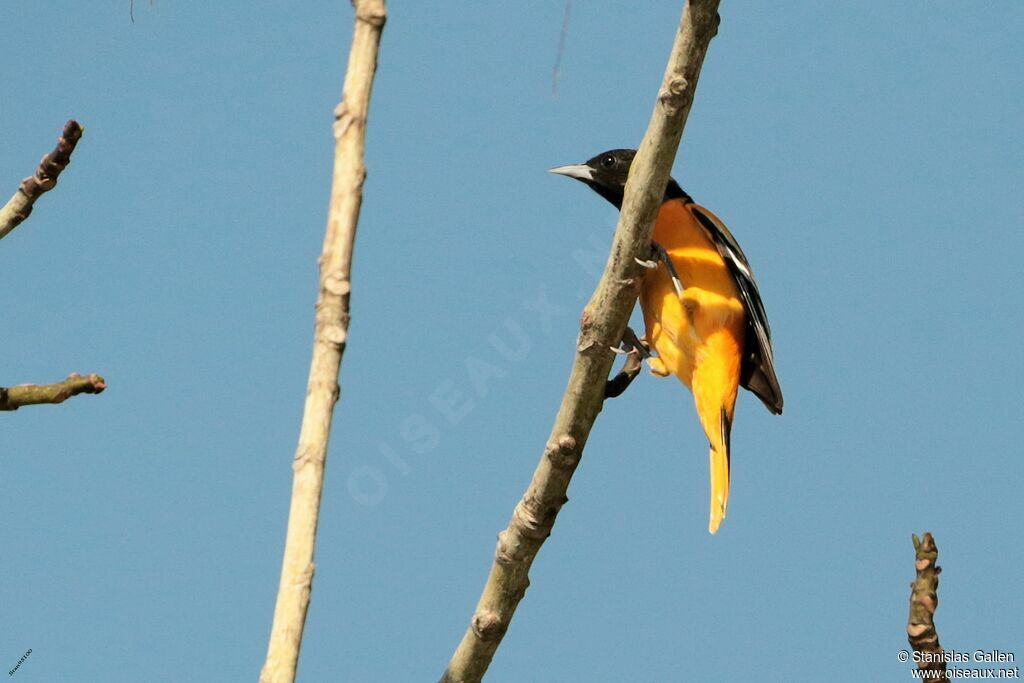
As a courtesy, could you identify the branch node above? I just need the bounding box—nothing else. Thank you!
[293,444,322,471]
[658,76,690,117]
[323,273,352,297]
[471,611,504,642]
[321,323,349,347]
[333,101,367,143]
[354,0,387,28]
[494,529,520,565]
[513,498,549,540]
[545,435,579,469]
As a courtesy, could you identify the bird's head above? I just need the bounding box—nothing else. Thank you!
[549,148,688,209]
[548,148,636,209]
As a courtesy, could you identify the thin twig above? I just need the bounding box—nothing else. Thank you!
[0,120,84,242]
[2,121,102,413]
[440,2,721,681]
[552,0,571,98]
[129,0,154,23]
[0,374,106,411]
[259,2,386,682]
[907,533,949,681]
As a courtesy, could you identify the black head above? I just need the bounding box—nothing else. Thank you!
[549,148,688,209]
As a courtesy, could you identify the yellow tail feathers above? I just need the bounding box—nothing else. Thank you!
[688,331,741,535]
[708,444,730,534]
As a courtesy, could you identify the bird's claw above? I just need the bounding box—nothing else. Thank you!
[634,257,658,269]
[604,326,652,399]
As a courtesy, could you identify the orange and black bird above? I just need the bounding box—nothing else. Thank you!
[550,149,783,534]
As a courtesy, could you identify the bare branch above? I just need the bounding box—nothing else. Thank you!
[440,2,722,681]
[259,2,386,682]
[0,374,106,411]
[907,532,949,681]
[0,120,84,242]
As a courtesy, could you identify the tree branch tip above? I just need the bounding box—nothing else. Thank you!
[62,119,85,138]
[77,373,107,392]
[4,118,86,230]
[0,372,106,410]
[913,532,939,558]
[906,531,946,679]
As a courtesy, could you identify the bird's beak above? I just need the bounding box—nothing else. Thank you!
[548,163,594,181]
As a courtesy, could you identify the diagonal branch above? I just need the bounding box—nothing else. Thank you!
[0,120,84,242]
[0,374,106,411]
[259,2,386,682]
[440,2,721,681]
[907,532,949,682]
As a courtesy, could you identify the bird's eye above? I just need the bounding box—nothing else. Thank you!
[600,155,615,169]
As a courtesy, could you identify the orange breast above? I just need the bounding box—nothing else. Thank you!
[639,199,745,386]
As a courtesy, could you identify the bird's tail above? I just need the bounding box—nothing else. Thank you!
[707,409,732,534]
[690,331,742,534]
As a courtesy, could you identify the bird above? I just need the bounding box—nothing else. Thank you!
[550,148,782,533]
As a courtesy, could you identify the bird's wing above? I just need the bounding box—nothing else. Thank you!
[689,203,783,414]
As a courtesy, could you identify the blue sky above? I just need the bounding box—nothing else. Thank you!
[3,2,1022,681]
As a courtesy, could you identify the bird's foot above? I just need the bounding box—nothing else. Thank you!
[605,326,652,398]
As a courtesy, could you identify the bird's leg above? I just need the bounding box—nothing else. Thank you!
[634,242,684,298]
[605,326,651,398]
[622,325,651,359]
[609,325,650,358]
[652,241,685,298]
